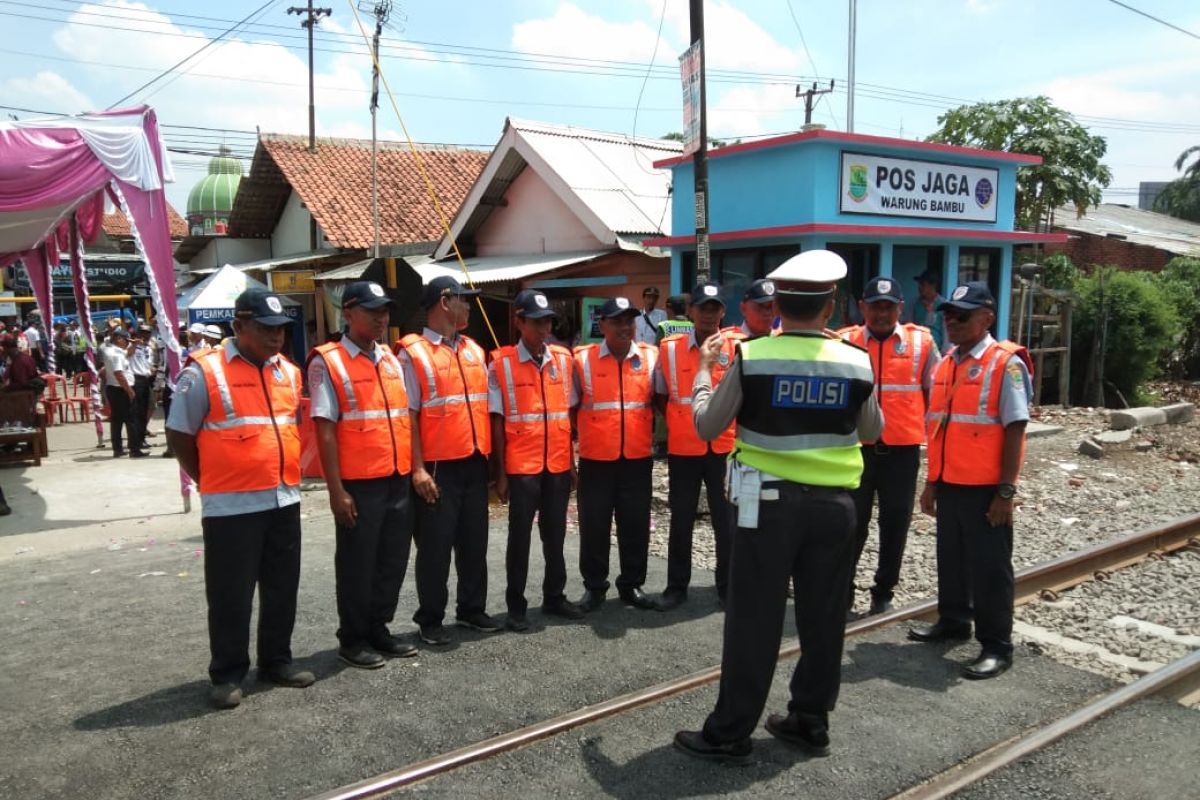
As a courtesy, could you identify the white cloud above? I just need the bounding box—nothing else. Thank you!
[0,71,95,115]
[512,3,675,63]
[707,83,799,138]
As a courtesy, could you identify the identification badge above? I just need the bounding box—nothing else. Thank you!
[894,339,907,356]
[549,364,558,381]
[463,350,475,363]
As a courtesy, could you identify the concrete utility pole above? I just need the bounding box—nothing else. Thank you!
[847,0,857,132]
[690,0,710,282]
[360,0,393,258]
[796,80,835,126]
[288,1,332,153]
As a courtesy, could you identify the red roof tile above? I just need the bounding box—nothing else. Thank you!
[259,135,490,249]
[102,205,188,240]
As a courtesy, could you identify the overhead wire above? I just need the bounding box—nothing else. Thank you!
[784,0,840,130]
[1104,0,1200,40]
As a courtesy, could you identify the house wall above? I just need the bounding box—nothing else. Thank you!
[272,191,325,255]
[473,167,606,256]
[1040,234,1175,273]
[188,237,271,270]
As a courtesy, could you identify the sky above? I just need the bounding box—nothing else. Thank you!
[2,0,1199,218]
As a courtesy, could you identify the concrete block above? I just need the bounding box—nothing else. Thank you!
[1094,430,1133,445]
[1161,402,1195,425]
[1078,438,1105,459]
[1110,407,1168,430]
[1026,422,1064,439]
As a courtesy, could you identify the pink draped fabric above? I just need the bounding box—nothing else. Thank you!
[22,246,56,373]
[0,128,110,211]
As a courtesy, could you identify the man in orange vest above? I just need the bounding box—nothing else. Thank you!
[909,281,1033,680]
[396,276,500,646]
[654,282,739,611]
[573,297,659,612]
[166,288,313,710]
[309,281,419,670]
[737,278,777,337]
[838,276,939,616]
[489,289,585,631]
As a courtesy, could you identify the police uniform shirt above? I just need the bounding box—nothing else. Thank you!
[101,344,131,388]
[487,339,570,414]
[633,308,667,346]
[946,333,1033,426]
[309,336,417,422]
[129,340,153,377]
[166,340,302,518]
[569,339,649,407]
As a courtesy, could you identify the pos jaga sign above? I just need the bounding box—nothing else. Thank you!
[839,152,999,223]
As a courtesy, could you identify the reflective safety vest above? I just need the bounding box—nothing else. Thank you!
[734,332,874,488]
[490,344,573,474]
[574,341,656,461]
[311,340,412,479]
[398,333,491,462]
[837,323,934,446]
[660,332,740,456]
[193,348,302,495]
[926,339,1031,486]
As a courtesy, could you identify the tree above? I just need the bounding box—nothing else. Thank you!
[926,96,1112,231]
[1157,256,1200,376]
[1152,145,1200,222]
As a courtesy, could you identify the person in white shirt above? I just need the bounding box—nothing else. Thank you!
[633,287,667,346]
[102,328,145,458]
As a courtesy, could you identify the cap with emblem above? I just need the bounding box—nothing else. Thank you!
[342,280,394,310]
[188,322,206,335]
[514,289,556,319]
[937,281,996,312]
[111,327,129,340]
[235,287,292,326]
[914,269,941,285]
[862,276,904,304]
[421,275,481,309]
[766,250,848,293]
[203,324,224,340]
[690,282,725,306]
[742,278,777,304]
[596,296,638,319]
[642,286,660,297]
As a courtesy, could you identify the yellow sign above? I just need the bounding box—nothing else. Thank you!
[271,270,315,293]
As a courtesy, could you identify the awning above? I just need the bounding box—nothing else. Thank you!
[415,250,611,286]
[312,254,433,282]
[189,249,342,276]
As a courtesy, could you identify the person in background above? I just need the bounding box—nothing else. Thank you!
[633,286,667,346]
[908,270,946,348]
[2,334,41,392]
[655,295,694,342]
[101,328,144,458]
[129,324,155,450]
[736,279,778,338]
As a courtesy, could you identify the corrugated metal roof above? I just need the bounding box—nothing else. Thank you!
[1054,203,1200,257]
[416,251,610,286]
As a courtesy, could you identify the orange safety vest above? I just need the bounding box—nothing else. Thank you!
[397,333,491,462]
[660,331,739,455]
[574,341,656,461]
[926,339,1032,486]
[311,340,412,479]
[490,344,573,475]
[193,348,302,495]
[838,323,934,446]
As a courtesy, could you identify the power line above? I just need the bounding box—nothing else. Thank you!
[1105,0,1200,41]
[784,0,840,129]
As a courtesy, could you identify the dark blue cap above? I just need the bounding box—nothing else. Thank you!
[514,289,555,319]
[862,276,904,304]
[596,296,638,319]
[690,282,725,306]
[421,275,481,309]
[937,281,996,312]
[342,280,394,310]
[235,287,291,326]
[914,269,941,285]
[742,278,777,303]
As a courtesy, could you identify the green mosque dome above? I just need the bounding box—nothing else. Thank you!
[186,147,244,236]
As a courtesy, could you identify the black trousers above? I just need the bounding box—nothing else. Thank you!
[666,452,733,599]
[105,385,141,455]
[577,457,652,593]
[335,472,413,648]
[132,375,152,446]
[412,454,490,627]
[506,469,572,615]
[704,483,856,743]
[849,444,920,602]
[202,504,302,685]
[935,483,1014,657]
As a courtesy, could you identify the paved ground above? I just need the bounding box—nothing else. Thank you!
[1,420,1198,799]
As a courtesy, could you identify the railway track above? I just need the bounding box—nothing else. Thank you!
[302,513,1200,800]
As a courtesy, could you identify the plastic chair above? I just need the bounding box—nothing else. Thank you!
[72,372,104,421]
[41,373,88,424]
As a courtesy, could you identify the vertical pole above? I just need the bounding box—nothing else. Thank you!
[385,257,399,345]
[371,16,383,259]
[307,14,316,152]
[847,0,857,133]
[690,0,710,282]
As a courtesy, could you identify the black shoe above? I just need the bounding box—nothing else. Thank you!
[765,712,830,756]
[577,589,607,613]
[209,683,242,709]
[908,620,972,642]
[0,501,10,516]
[419,625,452,646]
[368,635,418,658]
[129,449,150,459]
[673,730,752,765]
[657,589,686,611]
[868,597,894,616]
[161,449,175,458]
[541,599,585,620]
[618,587,658,611]
[338,646,386,670]
[258,664,315,687]
[963,652,1012,680]
[456,611,503,633]
[506,613,530,632]
[113,451,126,458]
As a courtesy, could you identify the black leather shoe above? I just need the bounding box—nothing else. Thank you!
[259,664,315,687]
[456,612,503,633]
[908,620,972,642]
[577,589,606,613]
[338,646,386,670]
[505,613,530,632]
[673,730,752,765]
[542,599,585,620]
[765,712,830,756]
[868,597,894,616]
[419,625,452,646]
[963,652,1012,680]
[657,589,686,611]
[618,587,658,611]
[369,635,418,658]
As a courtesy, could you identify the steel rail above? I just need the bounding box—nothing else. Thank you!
[303,513,1200,800]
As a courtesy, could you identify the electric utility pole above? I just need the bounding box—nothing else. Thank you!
[288,1,332,153]
[359,0,393,258]
[796,80,835,126]
[689,0,710,282]
[847,0,857,132]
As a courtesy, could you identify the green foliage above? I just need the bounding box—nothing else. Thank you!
[926,96,1112,230]
[1156,257,1200,377]
[1152,145,1200,222]
[1040,253,1079,290]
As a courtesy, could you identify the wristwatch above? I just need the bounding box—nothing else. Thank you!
[997,483,1018,500]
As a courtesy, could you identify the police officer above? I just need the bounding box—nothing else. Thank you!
[909,282,1032,680]
[573,297,659,612]
[838,276,939,616]
[655,295,693,342]
[396,276,500,645]
[737,278,777,337]
[634,286,667,345]
[309,281,418,669]
[166,287,313,710]
[674,251,882,763]
[129,323,155,450]
[489,289,585,631]
[654,282,738,611]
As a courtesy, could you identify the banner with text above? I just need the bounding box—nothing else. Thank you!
[839,152,999,223]
[678,41,702,157]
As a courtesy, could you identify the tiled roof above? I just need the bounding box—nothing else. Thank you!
[1053,203,1200,257]
[251,134,490,249]
[102,205,188,240]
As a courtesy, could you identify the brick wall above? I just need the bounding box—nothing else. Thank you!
[1038,232,1174,272]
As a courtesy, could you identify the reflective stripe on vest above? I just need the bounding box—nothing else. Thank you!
[194,349,301,495]
[838,323,932,446]
[398,333,491,461]
[660,333,737,456]
[491,344,573,474]
[574,342,656,461]
[314,341,412,479]
[734,333,873,488]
